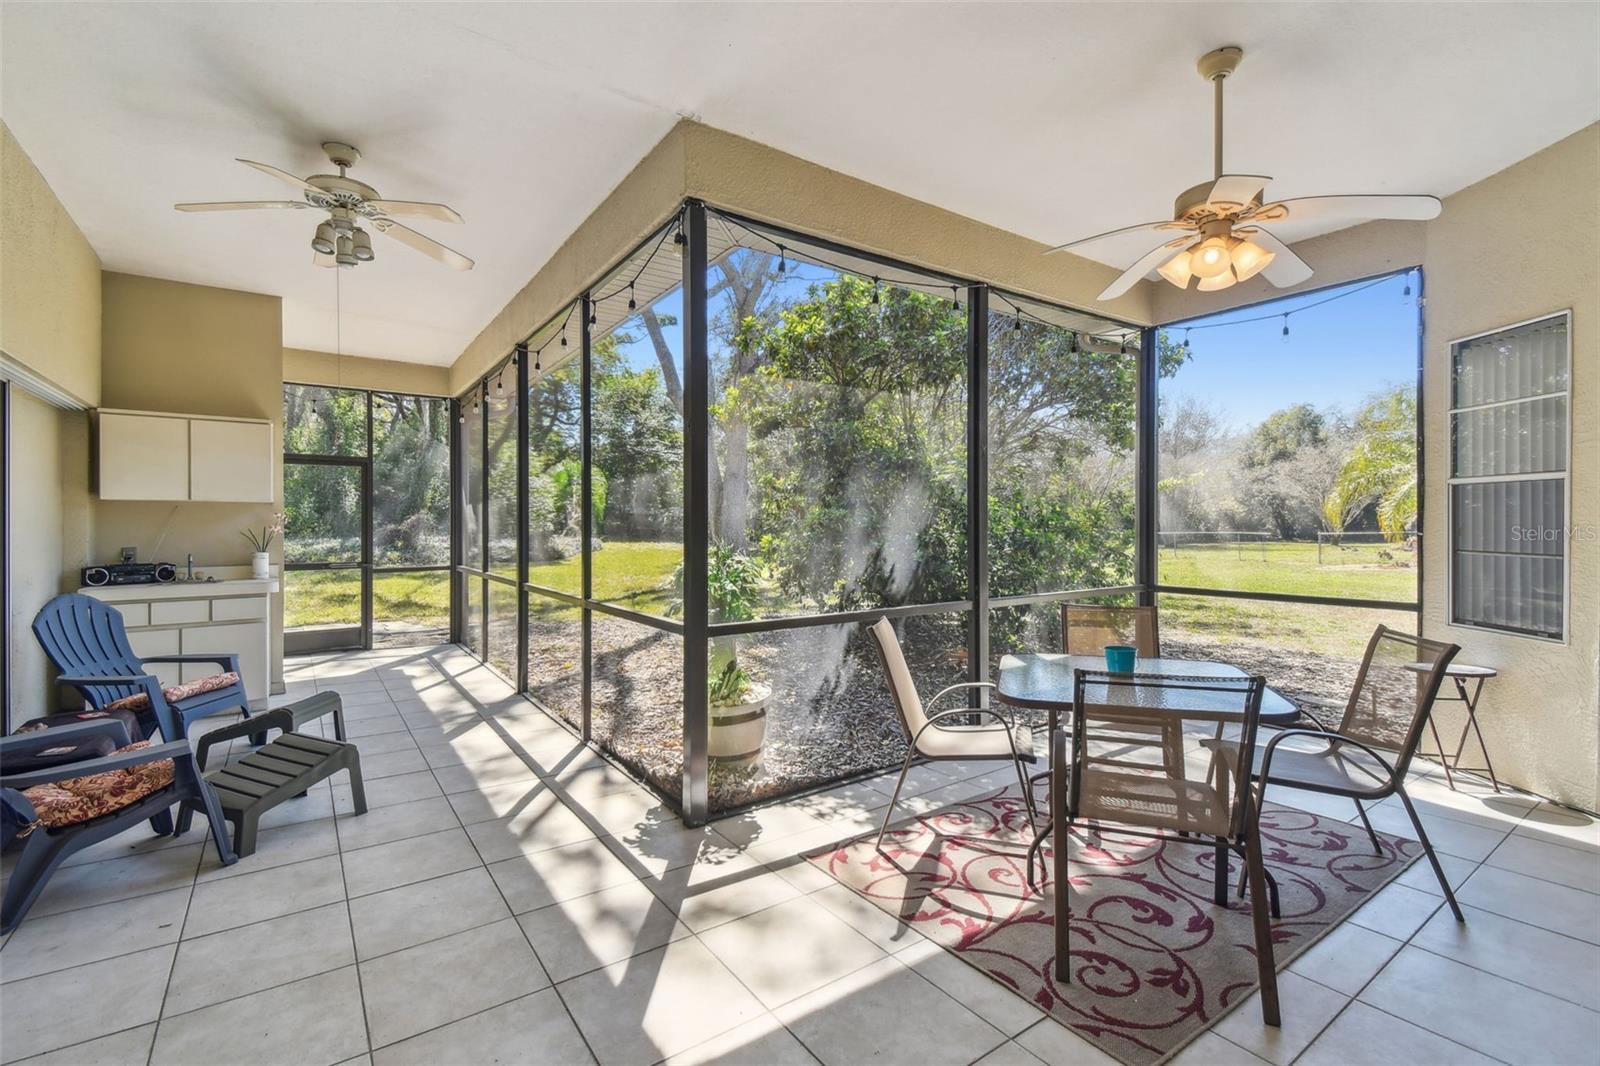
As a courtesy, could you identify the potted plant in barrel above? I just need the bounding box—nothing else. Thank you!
[672,543,770,767]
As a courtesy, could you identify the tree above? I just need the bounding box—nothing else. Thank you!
[1323,386,1418,539]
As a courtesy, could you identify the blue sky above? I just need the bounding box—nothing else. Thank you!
[608,259,1421,433]
[1160,271,1420,430]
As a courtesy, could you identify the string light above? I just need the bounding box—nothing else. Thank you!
[1183,328,1191,351]
[1281,314,1290,342]
[534,347,542,373]
[776,245,786,275]
[950,287,960,311]
[871,278,880,305]
[588,305,597,326]
[560,330,568,348]
[1014,314,1023,333]
[627,283,636,312]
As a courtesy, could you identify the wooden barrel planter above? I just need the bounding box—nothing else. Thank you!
[708,683,769,766]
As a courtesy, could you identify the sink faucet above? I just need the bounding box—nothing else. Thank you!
[186,553,194,581]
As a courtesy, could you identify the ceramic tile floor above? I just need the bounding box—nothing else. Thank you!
[2,644,1597,1066]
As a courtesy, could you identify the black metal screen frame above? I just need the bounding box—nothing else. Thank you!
[283,382,453,654]
[444,200,1424,827]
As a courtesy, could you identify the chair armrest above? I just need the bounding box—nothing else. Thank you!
[925,681,998,715]
[55,674,159,687]
[1256,728,1396,791]
[1,740,191,791]
[0,719,134,754]
[194,709,293,771]
[141,653,242,673]
[913,707,1034,763]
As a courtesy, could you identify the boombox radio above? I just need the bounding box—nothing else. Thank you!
[81,562,177,587]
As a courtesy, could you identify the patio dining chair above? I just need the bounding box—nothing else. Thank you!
[1242,625,1465,921]
[30,593,261,742]
[1051,669,1282,1026]
[1,718,236,932]
[867,617,1037,849]
[1027,603,1168,822]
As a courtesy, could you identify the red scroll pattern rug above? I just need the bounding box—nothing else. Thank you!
[806,787,1419,1066]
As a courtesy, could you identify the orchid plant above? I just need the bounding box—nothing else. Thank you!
[241,513,285,554]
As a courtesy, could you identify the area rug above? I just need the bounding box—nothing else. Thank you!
[806,787,1420,1066]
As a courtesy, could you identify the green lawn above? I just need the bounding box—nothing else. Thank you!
[1158,539,1415,602]
[286,570,450,630]
[286,542,682,630]
[289,538,1411,660]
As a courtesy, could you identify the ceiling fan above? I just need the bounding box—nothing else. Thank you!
[175,141,473,271]
[1048,47,1440,300]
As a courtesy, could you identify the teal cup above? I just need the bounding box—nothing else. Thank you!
[1104,644,1137,673]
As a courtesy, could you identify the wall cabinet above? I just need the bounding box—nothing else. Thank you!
[95,409,273,503]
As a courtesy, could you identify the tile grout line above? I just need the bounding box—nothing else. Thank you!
[145,829,206,1066]
[419,679,606,1066]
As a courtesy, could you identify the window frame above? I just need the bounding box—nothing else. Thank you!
[1445,309,1572,644]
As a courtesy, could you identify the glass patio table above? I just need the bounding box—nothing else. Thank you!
[995,653,1301,738]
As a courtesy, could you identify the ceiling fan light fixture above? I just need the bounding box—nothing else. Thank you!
[1157,250,1195,288]
[352,228,374,262]
[311,221,336,255]
[1230,238,1274,282]
[1196,269,1238,292]
[1191,236,1233,279]
[335,233,357,269]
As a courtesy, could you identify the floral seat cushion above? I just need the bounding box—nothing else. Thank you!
[20,741,175,829]
[105,671,241,712]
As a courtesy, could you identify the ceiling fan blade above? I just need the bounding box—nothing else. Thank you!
[1096,236,1195,300]
[1206,174,1272,208]
[237,158,326,200]
[1247,194,1442,225]
[1046,219,1191,255]
[175,200,310,212]
[1233,227,1314,287]
[367,199,464,224]
[374,219,474,271]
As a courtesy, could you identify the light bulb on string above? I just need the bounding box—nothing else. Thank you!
[776,246,786,275]
[560,330,568,348]
[1184,329,1191,351]
[1014,314,1023,333]
[951,287,960,311]
[1281,314,1290,342]
[534,348,542,373]
[588,304,597,326]
[627,284,636,312]
[1402,271,1414,306]
[871,278,880,305]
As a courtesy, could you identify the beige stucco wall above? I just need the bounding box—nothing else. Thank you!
[451,119,1150,394]
[1155,124,1600,810]
[6,392,94,718]
[284,348,449,397]
[1,122,102,407]
[99,272,286,686]
[1,121,101,721]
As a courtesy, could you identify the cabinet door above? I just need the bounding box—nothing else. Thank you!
[98,413,190,500]
[127,627,182,689]
[190,419,274,502]
[180,621,267,703]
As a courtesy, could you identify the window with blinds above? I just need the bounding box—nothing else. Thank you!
[1448,312,1570,640]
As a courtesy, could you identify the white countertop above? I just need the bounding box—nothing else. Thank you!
[80,578,280,601]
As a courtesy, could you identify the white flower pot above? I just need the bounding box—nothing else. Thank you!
[709,683,769,766]
[251,552,270,580]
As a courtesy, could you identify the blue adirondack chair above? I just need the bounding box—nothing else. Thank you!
[1,717,237,932]
[31,593,262,742]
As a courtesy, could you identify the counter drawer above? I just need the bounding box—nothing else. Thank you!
[150,599,210,625]
[210,596,267,622]
[117,603,151,628]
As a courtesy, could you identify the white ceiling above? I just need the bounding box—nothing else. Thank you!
[4,2,1596,366]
